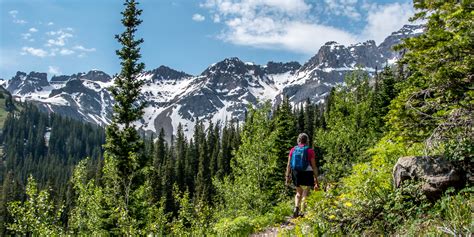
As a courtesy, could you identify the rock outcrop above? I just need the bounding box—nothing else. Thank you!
[393,156,465,200]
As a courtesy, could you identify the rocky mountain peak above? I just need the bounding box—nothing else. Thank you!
[149,66,191,82]
[378,24,425,58]
[348,40,383,68]
[300,41,352,71]
[390,24,425,37]
[202,57,259,77]
[7,71,50,95]
[82,70,112,82]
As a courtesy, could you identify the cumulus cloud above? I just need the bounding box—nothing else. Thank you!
[361,2,414,43]
[47,22,54,26]
[9,10,18,17]
[324,0,361,20]
[29,27,38,33]
[21,33,32,40]
[48,66,61,75]
[9,9,27,24]
[73,45,96,52]
[202,0,415,54]
[60,48,75,55]
[46,29,73,47]
[202,0,358,54]
[192,14,206,22]
[21,47,48,57]
[13,19,27,24]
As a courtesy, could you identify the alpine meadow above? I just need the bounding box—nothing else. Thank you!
[0,0,472,236]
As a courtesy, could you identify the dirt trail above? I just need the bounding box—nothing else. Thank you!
[250,216,296,237]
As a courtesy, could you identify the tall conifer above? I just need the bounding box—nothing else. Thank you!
[101,0,145,232]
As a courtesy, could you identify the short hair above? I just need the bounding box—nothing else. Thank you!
[297,133,309,145]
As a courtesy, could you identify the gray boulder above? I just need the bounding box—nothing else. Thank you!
[393,156,464,200]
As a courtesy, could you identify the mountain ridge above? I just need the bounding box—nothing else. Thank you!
[1,24,424,138]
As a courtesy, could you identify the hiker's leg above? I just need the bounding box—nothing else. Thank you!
[295,186,303,209]
[301,186,310,212]
[294,186,303,217]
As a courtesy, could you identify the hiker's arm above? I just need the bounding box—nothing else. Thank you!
[310,155,320,190]
[285,153,291,178]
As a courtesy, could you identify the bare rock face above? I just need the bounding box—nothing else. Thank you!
[393,156,465,200]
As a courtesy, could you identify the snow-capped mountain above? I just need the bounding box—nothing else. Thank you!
[3,24,424,138]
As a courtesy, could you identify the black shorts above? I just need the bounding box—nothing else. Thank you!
[292,170,314,187]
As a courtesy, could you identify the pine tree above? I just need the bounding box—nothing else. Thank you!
[389,0,473,159]
[101,0,146,232]
[272,96,296,195]
[304,98,314,142]
[174,123,186,192]
[150,128,166,204]
[195,135,211,204]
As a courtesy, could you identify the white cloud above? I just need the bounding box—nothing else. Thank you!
[47,22,54,26]
[9,10,18,17]
[21,33,32,40]
[73,45,96,52]
[13,19,27,24]
[9,10,27,24]
[48,66,61,75]
[202,0,415,54]
[29,27,38,33]
[60,48,75,55]
[21,47,48,57]
[45,30,73,47]
[361,2,414,43]
[203,0,358,54]
[192,14,206,22]
[324,0,361,20]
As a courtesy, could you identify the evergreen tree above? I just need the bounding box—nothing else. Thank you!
[184,139,197,195]
[272,96,296,197]
[195,135,211,204]
[215,103,280,216]
[101,0,146,232]
[389,0,473,159]
[174,123,186,192]
[151,128,166,202]
[304,98,314,142]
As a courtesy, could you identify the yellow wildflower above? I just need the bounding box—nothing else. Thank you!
[344,202,353,207]
[329,215,336,219]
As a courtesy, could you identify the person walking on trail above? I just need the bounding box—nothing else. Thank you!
[285,133,320,218]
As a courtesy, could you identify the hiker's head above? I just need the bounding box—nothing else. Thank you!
[297,133,309,145]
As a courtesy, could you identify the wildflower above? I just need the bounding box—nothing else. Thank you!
[329,215,336,220]
[344,202,353,207]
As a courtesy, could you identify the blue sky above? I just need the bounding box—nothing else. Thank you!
[0,0,415,79]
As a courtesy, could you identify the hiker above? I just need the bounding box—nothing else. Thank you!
[285,133,320,217]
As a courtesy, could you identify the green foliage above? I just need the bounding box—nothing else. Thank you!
[7,176,63,235]
[214,103,281,217]
[389,0,473,148]
[396,187,473,236]
[214,216,254,236]
[213,201,291,236]
[69,159,107,235]
[316,71,386,181]
[288,138,425,235]
[0,103,105,234]
[100,0,148,233]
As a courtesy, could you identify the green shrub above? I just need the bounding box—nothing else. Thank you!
[214,216,254,236]
[397,187,473,236]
